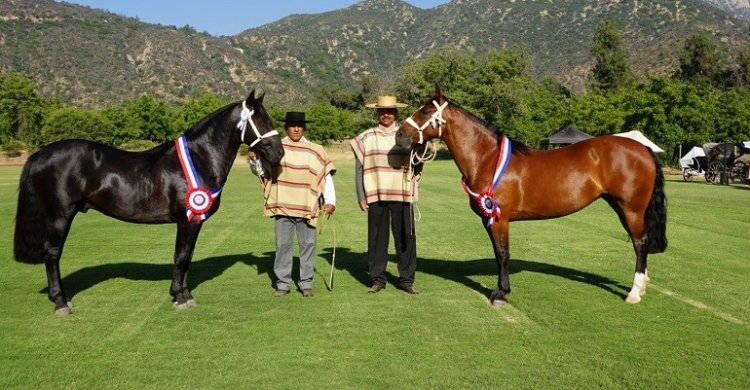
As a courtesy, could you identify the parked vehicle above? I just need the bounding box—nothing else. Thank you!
[680,142,750,183]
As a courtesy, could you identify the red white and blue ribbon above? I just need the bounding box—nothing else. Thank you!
[175,135,221,223]
[461,135,512,227]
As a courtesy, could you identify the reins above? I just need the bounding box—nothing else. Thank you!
[410,141,438,165]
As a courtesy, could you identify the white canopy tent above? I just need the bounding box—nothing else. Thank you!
[613,130,665,153]
[680,146,705,169]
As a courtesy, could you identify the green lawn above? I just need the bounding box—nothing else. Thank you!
[1,158,748,389]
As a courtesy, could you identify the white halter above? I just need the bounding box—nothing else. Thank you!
[236,101,279,148]
[404,100,448,144]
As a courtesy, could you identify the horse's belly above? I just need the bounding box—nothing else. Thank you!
[508,177,601,220]
[87,190,174,223]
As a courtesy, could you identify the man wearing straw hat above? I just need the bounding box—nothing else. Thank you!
[351,96,419,295]
[250,111,336,298]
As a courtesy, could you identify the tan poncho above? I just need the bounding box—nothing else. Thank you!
[264,138,335,227]
[351,124,418,204]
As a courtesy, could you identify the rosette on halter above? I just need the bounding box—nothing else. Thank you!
[175,135,221,223]
[461,135,512,227]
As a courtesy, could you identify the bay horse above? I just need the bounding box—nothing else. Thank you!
[14,90,284,315]
[395,87,667,307]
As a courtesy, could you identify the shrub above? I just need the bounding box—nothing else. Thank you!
[119,139,157,151]
[2,139,25,158]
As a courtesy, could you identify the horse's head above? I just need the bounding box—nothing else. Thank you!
[396,86,450,150]
[237,90,284,174]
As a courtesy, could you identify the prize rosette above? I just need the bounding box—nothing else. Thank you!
[476,191,498,219]
[185,187,214,215]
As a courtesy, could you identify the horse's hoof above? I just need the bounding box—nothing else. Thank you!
[186,299,197,308]
[625,294,642,304]
[54,306,72,316]
[492,299,508,308]
[173,301,190,310]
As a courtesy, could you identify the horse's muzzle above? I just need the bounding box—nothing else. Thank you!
[395,128,413,150]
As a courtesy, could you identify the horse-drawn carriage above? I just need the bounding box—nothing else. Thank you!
[680,142,750,183]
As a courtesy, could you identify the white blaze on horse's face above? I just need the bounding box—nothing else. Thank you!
[404,100,448,144]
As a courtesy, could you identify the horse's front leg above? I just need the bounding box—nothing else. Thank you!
[486,219,511,307]
[171,221,203,309]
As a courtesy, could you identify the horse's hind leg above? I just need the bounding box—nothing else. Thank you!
[604,195,651,304]
[625,234,649,304]
[171,221,202,309]
[45,215,77,315]
[620,209,649,304]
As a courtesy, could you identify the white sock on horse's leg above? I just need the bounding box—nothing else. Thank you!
[625,272,647,304]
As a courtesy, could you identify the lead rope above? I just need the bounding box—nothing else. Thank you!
[410,140,438,166]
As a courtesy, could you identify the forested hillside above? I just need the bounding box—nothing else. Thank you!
[2,0,750,106]
[2,0,750,164]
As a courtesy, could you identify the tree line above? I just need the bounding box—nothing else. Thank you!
[2,22,750,165]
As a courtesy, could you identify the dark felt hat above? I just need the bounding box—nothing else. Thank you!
[279,111,312,123]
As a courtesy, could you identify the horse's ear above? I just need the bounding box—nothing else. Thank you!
[246,89,256,103]
[257,91,265,104]
[435,85,444,101]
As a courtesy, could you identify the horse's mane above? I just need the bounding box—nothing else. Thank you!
[185,101,239,138]
[443,97,530,155]
[134,101,240,159]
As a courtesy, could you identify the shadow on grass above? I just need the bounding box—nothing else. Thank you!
[43,248,628,301]
[42,252,275,299]
[319,246,629,300]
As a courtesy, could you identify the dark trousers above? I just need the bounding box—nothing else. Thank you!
[367,201,416,287]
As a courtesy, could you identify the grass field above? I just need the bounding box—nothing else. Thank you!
[1,157,748,389]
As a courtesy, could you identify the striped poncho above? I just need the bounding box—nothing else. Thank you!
[351,124,418,204]
[264,137,335,227]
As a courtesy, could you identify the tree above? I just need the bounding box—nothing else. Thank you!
[589,21,633,93]
[171,91,227,137]
[678,32,724,85]
[40,107,116,145]
[715,88,750,143]
[305,102,357,143]
[316,85,363,111]
[394,49,478,109]
[0,71,54,146]
[736,45,750,87]
[124,94,174,142]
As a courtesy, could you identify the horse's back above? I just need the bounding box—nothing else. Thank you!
[23,139,177,222]
[526,136,655,180]
[504,136,657,220]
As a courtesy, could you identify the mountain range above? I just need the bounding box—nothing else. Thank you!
[2,0,750,107]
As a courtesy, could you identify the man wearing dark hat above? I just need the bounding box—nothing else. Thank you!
[351,96,419,295]
[251,111,336,297]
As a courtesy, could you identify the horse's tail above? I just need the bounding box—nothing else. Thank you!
[14,159,47,264]
[645,154,667,254]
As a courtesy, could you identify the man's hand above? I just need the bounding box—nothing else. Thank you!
[358,199,369,212]
[323,204,336,215]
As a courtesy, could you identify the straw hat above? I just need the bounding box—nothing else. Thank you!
[365,96,408,109]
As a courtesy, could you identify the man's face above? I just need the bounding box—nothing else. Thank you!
[377,108,397,127]
[285,122,305,142]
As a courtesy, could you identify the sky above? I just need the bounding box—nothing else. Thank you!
[59,0,450,37]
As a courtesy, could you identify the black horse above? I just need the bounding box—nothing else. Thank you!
[14,90,284,315]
